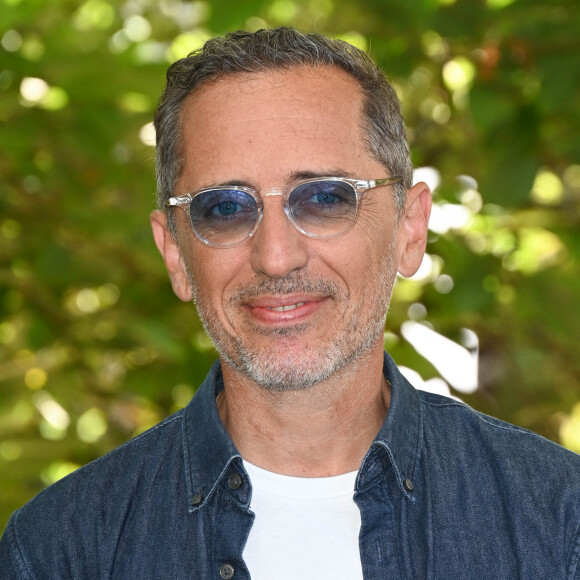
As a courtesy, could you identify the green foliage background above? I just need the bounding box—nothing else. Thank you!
[1,0,579,531]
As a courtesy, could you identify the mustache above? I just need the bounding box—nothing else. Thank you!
[229,273,343,303]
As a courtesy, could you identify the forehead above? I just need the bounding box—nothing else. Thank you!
[178,66,372,187]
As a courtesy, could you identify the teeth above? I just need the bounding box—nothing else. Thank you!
[268,302,305,312]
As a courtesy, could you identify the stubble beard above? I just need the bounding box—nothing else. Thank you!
[186,248,396,392]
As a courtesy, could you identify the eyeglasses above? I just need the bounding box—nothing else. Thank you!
[166,176,402,248]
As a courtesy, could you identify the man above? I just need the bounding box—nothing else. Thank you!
[1,27,579,579]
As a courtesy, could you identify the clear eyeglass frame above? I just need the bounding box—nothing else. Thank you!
[166,176,403,248]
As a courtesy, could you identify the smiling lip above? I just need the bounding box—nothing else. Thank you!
[244,295,327,324]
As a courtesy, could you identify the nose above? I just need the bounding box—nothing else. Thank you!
[249,195,309,278]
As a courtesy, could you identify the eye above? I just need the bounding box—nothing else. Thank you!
[212,200,242,216]
[190,189,257,223]
[290,181,356,213]
[311,190,340,204]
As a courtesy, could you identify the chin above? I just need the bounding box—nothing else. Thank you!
[219,327,382,392]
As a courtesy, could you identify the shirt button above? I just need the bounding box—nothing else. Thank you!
[403,478,414,492]
[228,473,242,490]
[220,563,235,579]
[190,494,203,506]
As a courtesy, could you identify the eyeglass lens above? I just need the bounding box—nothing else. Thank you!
[190,188,259,247]
[189,180,358,246]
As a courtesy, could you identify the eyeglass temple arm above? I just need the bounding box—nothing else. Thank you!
[365,176,403,188]
[166,194,193,207]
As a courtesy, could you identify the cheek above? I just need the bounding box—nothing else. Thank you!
[316,240,378,296]
[187,246,252,305]
[356,198,397,241]
[356,204,402,264]
[341,212,397,267]
[322,232,397,309]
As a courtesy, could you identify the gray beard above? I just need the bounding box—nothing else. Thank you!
[186,250,395,392]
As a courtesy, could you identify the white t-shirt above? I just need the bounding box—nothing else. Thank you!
[242,461,364,580]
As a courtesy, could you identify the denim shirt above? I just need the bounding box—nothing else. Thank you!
[1,353,579,579]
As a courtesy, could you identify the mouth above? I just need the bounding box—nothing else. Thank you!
[229,276,342,328]
[243,295,327,325]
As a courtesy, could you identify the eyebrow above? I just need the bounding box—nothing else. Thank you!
[289,169,358,181]
[192,169,359,192]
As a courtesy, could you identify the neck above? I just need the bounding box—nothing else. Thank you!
[217,344,389,477]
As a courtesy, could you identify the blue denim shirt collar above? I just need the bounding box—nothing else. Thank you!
[182,362,244,513]
[356,353,422,502]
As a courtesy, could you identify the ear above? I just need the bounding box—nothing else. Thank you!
[397,181,432,277]
[150,210,194,302]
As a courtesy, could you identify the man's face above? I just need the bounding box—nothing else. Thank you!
[152,66,429,391]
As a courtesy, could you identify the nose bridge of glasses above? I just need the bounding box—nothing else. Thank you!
[260,188,291,215]
[262,188,285,199]
[257,188,304,236]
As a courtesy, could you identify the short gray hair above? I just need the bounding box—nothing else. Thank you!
[154,27,412,234]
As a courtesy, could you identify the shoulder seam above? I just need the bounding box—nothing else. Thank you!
[421,397,569,446]
[78,411,184,469]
